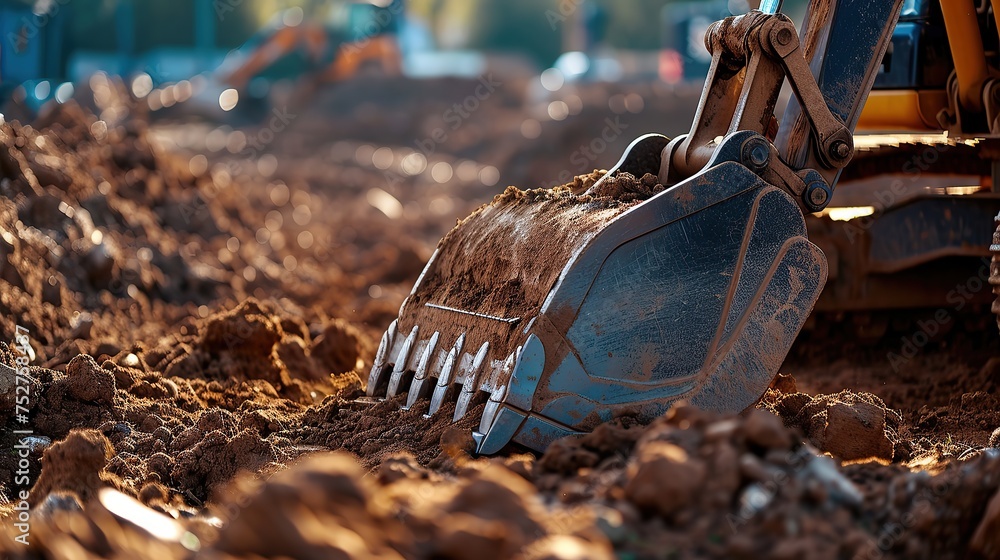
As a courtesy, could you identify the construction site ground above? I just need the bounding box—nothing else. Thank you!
[1,75,999,559]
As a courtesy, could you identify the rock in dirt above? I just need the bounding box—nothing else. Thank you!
[625,440,706,518]
[764,389,900,462]
[818,401,895,462]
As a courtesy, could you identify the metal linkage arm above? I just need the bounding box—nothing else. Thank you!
[661,0,903,211]
[773,0,903,185]
[761,17,854,170]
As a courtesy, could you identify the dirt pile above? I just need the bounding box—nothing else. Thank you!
[2,81,1000,558]
[587,171,666,202]
[0,78,416,373]
[6,405,1000,559]
[534,406,1000,559]
[783,330,1000,458]
[417,167,665,318]
[3,450,614,560]
[0,87,430,507]
[397,168,666,369]
[152,298,366,402]
[1,297,375,504]
[27,429,122,507]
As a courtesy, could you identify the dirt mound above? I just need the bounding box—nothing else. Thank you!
[27,429,123,506]
[7,405,1000,559]
[32,354,118,438]
[587,171,666,202]
[153,298,363,403]
[1,296,463,507]
[784,328,1000,455]
[534,406,1000,559]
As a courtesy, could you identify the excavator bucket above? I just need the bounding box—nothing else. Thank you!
[365,0,900,454]
[366,132,827,454]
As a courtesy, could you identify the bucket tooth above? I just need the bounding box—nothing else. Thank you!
[365,319,397,397]
[402,331,440,410]
[386,325,420,398]
[476,351,514,430]
[492,350,517,389]
[427,348,457,416]
[478,384,507,437]
[427,334,464,416]
[454,341,490,421]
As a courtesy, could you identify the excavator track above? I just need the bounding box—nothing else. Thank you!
[809,134,1000,318]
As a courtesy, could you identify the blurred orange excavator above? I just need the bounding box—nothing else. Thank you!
[219,0,403,97]
[360,0,1000,455]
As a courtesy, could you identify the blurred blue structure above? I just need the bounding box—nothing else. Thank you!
[659,0,742,83]
[0,1,70,111]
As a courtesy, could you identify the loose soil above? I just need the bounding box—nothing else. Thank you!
[1,76,999,559]
[396,170,665,369]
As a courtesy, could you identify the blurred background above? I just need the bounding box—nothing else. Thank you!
[0,0,814,273]
[0,0,812,90]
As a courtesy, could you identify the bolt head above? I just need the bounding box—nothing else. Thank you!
[748,144,769,167]
[776,28,793,46]
[830,140,851,160]
[807,185,829,207]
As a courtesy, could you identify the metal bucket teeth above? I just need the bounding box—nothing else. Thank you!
[477,353,514,432]
[478,384,506,438]
[385,325,420,397]
[402,331,439,409]
[453,341,490,421]
[366,319,397,397]
[426,334,464,416]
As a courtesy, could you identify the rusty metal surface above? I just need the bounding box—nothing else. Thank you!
[774,0,904,185]
[664,1,901,206]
